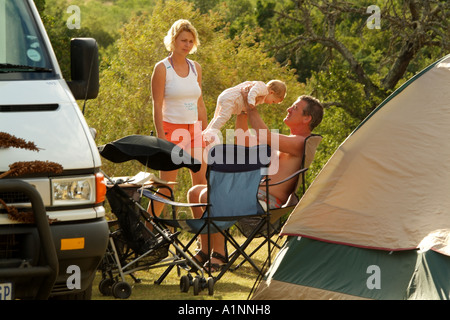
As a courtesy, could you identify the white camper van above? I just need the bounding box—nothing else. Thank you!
[0,0,108,299]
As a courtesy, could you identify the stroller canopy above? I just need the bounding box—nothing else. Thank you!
[98,135,201,172]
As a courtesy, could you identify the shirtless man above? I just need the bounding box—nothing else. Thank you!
[240,95,324,207]
[187,95,323,270]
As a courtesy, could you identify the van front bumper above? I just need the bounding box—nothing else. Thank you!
[0,217,108,299]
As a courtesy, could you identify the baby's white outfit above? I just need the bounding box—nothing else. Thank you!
[203,81,268,141]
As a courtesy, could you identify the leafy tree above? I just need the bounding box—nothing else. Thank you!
[257,0,449,117]
[39,0,154,78]
[211,0,259,39]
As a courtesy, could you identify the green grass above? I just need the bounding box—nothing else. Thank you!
[92,236,282,300]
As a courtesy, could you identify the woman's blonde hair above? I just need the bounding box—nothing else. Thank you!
[164,19,200,54]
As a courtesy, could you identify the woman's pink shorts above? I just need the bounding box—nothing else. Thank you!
[163,121,205,150]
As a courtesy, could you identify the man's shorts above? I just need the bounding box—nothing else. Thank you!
[257,188,283,210]
[163,121,205,150]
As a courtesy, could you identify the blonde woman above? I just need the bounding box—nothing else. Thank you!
[151,19,207,216]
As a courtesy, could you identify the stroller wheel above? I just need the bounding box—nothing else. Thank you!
[98,278,114,296]
[180,275,190,293]
[207,277,214,296]
[112,281,132,299]
[192,276,201,296]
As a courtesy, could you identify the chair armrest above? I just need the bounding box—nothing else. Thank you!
[140,188,208,208]
[265,167,308,187]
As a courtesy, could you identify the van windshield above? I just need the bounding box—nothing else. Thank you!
[0,0,55,79]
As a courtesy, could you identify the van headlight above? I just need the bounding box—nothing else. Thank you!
[52,176,95,205]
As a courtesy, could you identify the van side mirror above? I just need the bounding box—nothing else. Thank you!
[67,38,99,100]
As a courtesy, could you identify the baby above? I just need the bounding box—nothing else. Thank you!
[203,80,286,143]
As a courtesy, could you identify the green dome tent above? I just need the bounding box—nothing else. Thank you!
[253,54,450,300]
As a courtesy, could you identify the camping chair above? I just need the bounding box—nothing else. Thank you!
[141,143,272,295]
[233,134,323,271]
[285,134,322,206]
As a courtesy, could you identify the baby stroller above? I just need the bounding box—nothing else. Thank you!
[97,135,210,298]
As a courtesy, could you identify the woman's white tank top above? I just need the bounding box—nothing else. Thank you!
[162,57,201,124]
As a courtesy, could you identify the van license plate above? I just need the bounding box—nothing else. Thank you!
[0,283,13,300]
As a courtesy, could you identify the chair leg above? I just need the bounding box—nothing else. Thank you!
[216,227,263,278]
[231,238,267,271]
